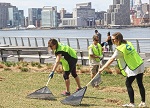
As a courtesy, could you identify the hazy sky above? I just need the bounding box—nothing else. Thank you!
[0,0,149,16]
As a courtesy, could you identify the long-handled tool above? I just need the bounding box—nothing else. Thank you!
[60,72,101,106]
[26,77,55,100]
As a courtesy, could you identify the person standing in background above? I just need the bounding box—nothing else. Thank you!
[106,32,113,52]
[88,35,103,88]
[95,30,101,45]
[99,32,146,107]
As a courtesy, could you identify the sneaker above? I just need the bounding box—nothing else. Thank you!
[94,85,99,88]
[61,91,70,96]
[76,87,83,92]
[138,102,147,107]
[122,103,135,107]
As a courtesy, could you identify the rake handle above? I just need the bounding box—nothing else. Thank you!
[46,77,51,86]
[86,72,100,87]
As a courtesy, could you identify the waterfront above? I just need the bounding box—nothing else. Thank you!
[0,27,150,40]
[0,27,150,52]
[0,28,150,67]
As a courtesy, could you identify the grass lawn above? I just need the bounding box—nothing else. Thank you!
[0,71,150,108]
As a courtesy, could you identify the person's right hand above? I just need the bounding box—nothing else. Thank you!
[49,71,54,78]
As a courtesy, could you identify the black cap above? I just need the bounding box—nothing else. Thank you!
[95,30,98,33]
[107,32,110,35]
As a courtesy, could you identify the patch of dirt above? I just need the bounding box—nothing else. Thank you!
[144,67,150,76]
[0,76,5,81]
[99,86,126,93]
[104,98,122,105]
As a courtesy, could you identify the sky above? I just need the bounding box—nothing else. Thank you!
[0,0,149,17]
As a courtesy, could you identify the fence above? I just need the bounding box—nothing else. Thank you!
[0,36,150,53]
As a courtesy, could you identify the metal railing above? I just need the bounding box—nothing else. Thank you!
[0,36,150,53]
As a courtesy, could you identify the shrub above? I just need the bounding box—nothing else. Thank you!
[20,67,29,72]
[4,61,13,67]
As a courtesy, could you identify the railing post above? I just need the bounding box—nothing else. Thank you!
[67,38,70,46]
[136,39,140,53]
[76,38,80,49]
[87,38,89,49]
[9,37,12,45]
[15,37,18,46]
[58,38,60,42]
[35,38,38,47]
[28,38,31,46]
[42,38,45,46]
[21,37,24,46]
[3,37,6,44]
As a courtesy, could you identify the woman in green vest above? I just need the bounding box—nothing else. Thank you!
[48,39,82,96]
[99,32,146,107]
[88,35,103,87]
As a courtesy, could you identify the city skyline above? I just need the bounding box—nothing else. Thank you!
[0,0,149,17]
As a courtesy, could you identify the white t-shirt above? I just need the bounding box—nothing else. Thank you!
[111,49,144,77]
[89,44,102,66]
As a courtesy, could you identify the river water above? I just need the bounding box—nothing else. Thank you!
[0,27,150,39]
[0,28,150,52]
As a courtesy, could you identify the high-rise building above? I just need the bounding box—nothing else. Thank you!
[28,8,42,27]
[0,3,11,28]
[73,2,95,27]
[0,2,25,28]
[135,0,143,18]
[41,6,57,28]
[8,6,19,27]
[142,3,149,14]
[132,0,150,25]
[95,11,107,26]
[18,10,25,27]
[60,8,66,19]
[104,0,130,25]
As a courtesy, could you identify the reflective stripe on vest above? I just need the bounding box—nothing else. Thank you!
[55,43,77,71]
[88,43,103,62]
[116,41,143,76]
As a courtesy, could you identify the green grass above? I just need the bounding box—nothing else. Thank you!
[0,71,150,108]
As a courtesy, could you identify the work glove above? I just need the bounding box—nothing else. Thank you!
[49,71,54,78]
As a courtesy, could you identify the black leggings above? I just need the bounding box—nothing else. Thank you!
[125,73,145,103]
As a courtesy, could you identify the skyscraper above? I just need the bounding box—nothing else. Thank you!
[28,8,42,27]
[104,0,130,25]
[41,6,57,28]
[0,3,11,28]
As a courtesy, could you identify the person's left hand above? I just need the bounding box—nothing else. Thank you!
[99,56,103,60]
[49,71,54,78]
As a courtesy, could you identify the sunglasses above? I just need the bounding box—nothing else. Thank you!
[111,39,115,41]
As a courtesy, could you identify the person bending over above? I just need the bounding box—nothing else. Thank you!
[48,39,82,96]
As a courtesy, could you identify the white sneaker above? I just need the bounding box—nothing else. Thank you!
[138,102,147,107]
[122,103,135,107]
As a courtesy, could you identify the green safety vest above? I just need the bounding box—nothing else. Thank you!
[88,43,103,62]
[54,43,77,71]
[116,41,143,76]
